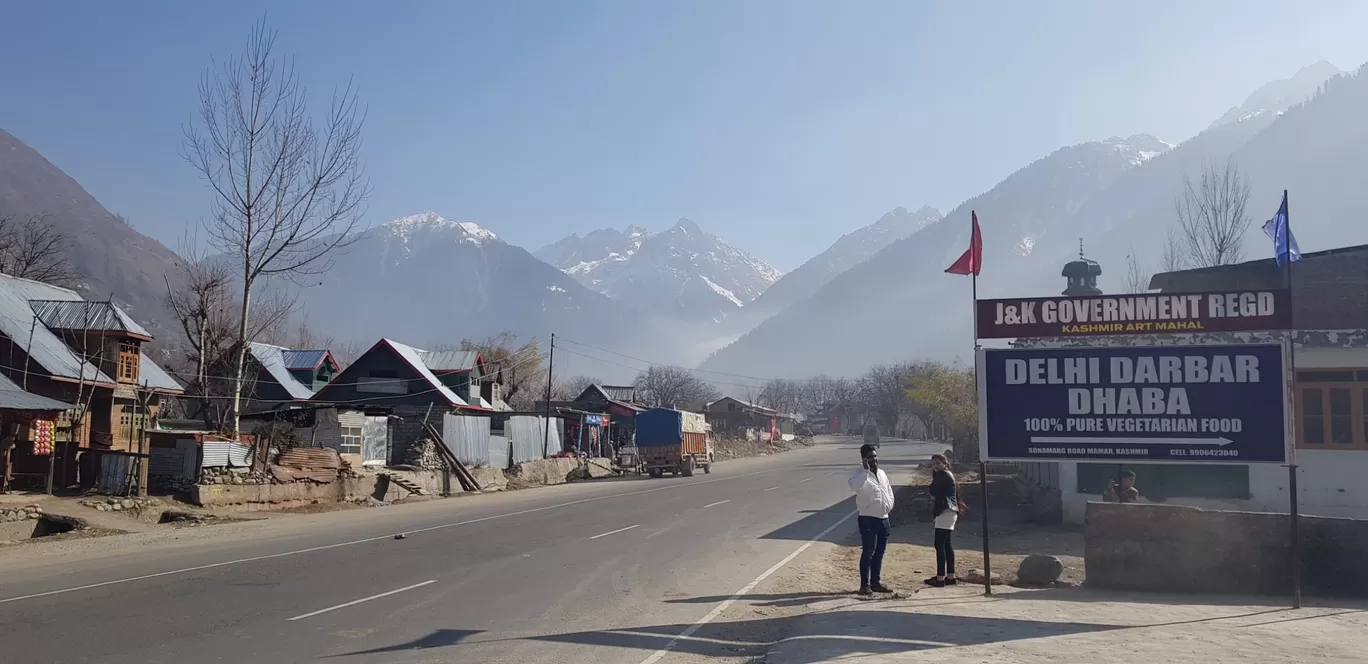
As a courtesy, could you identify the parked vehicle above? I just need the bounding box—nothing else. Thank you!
[863,423,880,447]
[636,408,714,478]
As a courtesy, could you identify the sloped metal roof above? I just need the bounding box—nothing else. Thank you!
[601,385,638,402]
[29,299,151,338]
[420,349,481,372]
[247,343,315,400]
[383,340,467,407]
[0,273,113,383]
[0,372,75,411]
[136,353,184,392]
[280,349,331,371]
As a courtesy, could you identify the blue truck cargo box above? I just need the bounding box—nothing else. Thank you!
[635,408,683,446]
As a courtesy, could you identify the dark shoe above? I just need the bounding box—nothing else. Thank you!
[858,586,873,596]
[944,577,958,586]
[871,583,894,593]
[923,577,945,587]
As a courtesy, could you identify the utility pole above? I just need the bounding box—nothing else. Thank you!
[542,333,556,457]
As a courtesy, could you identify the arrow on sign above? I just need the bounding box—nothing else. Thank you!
[1029,436,1234,446]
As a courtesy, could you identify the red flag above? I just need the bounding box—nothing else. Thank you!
[944,210,982,276]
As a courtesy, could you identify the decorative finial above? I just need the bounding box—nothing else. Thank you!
[1079,238,1085,259]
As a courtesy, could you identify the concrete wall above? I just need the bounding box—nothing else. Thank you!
[190,469,448,510]
[1085,501,1368,598]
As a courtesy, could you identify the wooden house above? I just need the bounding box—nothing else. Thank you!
[0,273,183,488]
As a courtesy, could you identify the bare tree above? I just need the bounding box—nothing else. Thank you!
[165,246,296,429]
[1122,247,1149,294]
[183,16,369,437]
[1160,229,1187,273]
[758,379,803,415]
[0,214,80,287]
[634,366,719,411]
[562,375,602,399]
[1174,159,1251,268]
[459,331,543,410]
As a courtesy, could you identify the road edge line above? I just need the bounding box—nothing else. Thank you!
[636,508,858,664]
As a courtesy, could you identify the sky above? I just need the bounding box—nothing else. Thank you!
[4,1,1368,271]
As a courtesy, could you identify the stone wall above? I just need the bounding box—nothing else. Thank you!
[1085,501,1368,598]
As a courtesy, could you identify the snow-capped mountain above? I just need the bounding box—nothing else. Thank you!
[536,218,783,322]
[279,212,641,357]
[1208,60,1344,130]
[699,132,1178,377]
[535,225,649,276]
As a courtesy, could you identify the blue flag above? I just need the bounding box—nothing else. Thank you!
[1261,192,1300,266]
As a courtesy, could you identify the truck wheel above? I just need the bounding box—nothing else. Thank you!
[702,463,711,475]
[648,467,662,479]
[681,458,695,477]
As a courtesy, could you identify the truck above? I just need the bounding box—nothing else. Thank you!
[635,408,714,478]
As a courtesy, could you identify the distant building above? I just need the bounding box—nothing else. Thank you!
[705,396,793,441]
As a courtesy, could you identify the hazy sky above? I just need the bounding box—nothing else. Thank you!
[5,1,1368,270]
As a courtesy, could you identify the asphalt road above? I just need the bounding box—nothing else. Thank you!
[0,436,943,664]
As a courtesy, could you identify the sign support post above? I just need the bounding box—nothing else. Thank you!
[1284,189,1302,609]
[973,272,992,596]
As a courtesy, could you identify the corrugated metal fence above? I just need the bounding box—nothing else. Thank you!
[443,414,493,468]
[508,416,557,464]
[202,439,253,468]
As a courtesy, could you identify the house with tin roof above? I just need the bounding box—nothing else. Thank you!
[0,273,183,489]
[244,342,340,409]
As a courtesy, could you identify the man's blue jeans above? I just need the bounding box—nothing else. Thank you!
[858,515,891,587]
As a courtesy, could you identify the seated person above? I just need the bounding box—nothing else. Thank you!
[1103,470,1140,503]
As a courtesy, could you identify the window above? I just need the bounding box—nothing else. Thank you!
[1077,463,1250,500]
[357,370,406,394]
[339,426,362,455]
[116,342,140,383]
[1296,369,1368,449]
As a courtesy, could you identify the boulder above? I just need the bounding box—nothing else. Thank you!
[1017,555,1065,586]
[964,569,1004,586]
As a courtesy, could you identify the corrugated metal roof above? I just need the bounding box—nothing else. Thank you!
[420,349,480,372]
[137,353,184,392]
[29,299,151,337]
[601,385,637,402]
[383,339,467,406]
[0,372,75,411]
[280,349,330,371]
[247,343,315,400]
[0,273,113,383]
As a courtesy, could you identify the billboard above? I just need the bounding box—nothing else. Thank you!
[978,344,1288,464]
[976,290,1291,339]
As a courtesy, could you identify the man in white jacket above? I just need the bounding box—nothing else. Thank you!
[848,443,895,595]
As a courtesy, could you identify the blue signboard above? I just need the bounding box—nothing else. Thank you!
[977,344,1288,464]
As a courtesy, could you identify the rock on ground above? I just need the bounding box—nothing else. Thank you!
[1017,554,1065,586]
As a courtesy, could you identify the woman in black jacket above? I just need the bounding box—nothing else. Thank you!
[926,453,959,587]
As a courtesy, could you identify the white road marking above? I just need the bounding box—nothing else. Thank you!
[286,580,437,621]
[763,486,780,492]
[635,509,858,664]
[703,500,730,508]
[799,478,813,483]
[0,468,779,605]
[587,525,639,540]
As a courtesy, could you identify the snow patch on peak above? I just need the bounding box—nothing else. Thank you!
[384,211,497,245]
[700,275,745,308]
[1100,134,1173,166]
